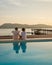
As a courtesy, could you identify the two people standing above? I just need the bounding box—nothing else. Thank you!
[12,27,27,53]
[12,27,26,40]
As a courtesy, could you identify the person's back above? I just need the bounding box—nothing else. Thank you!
[12,27,20,40]
[21,28,26,40]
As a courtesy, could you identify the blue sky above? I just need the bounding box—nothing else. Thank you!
[0,0,52,25]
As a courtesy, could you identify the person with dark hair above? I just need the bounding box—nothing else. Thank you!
[21,28,26,40]
[15,27,18,31]
[12,27,20,40]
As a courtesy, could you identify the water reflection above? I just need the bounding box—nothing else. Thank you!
[13,42,20,53]
[20,41,26,53]
[13,41,27,54]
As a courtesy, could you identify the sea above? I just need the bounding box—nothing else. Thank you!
[0,28,52,36]
[0,28,32,36]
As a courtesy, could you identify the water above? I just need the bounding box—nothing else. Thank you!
[0,28,52,36]
[0,41,52,65]
[0,28,32,36]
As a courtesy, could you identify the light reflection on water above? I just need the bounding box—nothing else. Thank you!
[0,29,31,36]
[0,28,52,36]
[0,42,52,65]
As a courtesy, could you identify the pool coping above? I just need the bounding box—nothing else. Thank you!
[0,38,52,43]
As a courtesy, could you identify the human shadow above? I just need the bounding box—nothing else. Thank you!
[20,41,27,53]
[13,42,20,54]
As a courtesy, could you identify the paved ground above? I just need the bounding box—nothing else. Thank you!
[0,38,52,43]
[0,34,52,39]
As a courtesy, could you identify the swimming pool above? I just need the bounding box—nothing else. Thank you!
[0,41,52,65]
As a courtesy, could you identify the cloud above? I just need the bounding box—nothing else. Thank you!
[0,0,52,9]
[7,0,22,6]
[35,0,52,2]
[0,0,27,8]
[0,0,52,15]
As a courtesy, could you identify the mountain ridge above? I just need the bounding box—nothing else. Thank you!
[0,23,52,29]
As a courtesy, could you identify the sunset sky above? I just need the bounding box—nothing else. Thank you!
[0,0,52,25]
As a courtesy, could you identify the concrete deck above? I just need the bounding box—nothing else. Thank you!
[0,38,52,43]
[0,34,52,39]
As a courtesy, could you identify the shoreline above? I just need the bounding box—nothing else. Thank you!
[0,34,52,39]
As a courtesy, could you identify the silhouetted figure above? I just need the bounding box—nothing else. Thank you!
[13,42,20,54]
[20,41,27,53]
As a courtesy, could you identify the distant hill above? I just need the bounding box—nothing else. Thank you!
[0,23,52,29]
[0,23,30,28]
